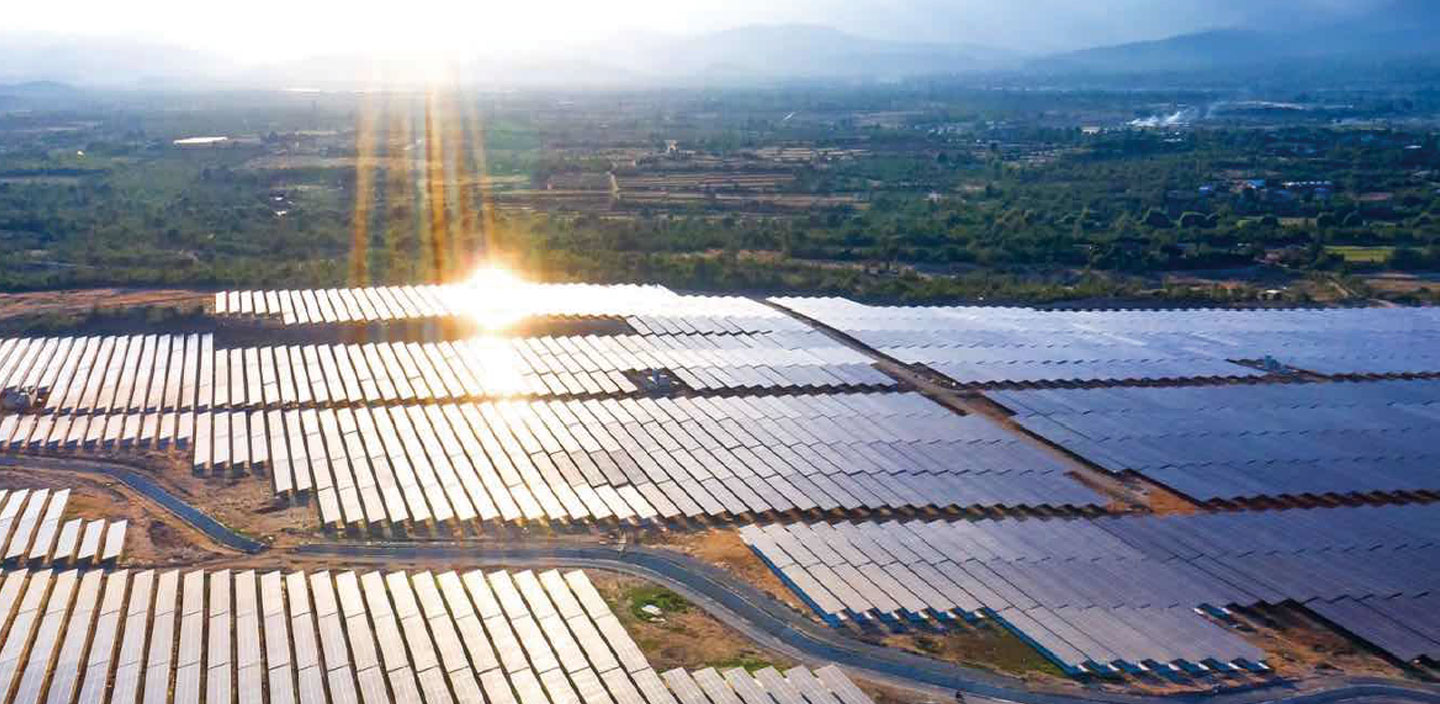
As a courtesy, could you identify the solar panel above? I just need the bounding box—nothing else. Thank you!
[995,380,1440,502]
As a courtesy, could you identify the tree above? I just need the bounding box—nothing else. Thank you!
[1144,208,1173,229]
[1178,211,1207,228]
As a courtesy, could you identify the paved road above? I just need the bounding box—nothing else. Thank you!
[9,455,1440,704]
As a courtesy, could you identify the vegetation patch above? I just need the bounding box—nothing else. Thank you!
[878,625,1068,679]
[1326,245,1394,264]
[2,89,1438,305]
[706,653,780,674]
[625,585,692,620]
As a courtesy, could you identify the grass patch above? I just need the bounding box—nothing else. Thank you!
[707,653,779,674]
[1327,245,1393,264]
[625,585,692,620]
[594,573,795,674]
[879,625,1068,679]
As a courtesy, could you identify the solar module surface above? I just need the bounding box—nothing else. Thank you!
[771,297,1440,383]
[743,505,1440,670]
[0,489,124,567]
[200,332,892,408]
[195,392,1100,530]
[216,285,810,334]
[990,380,1440,501]
[0,567,874,704]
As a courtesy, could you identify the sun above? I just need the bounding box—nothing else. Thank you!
[462,265,531,332]
[467,265,523,291]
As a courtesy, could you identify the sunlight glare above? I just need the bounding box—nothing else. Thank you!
[463,264,530,332]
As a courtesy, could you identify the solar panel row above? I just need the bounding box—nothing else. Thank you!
[0,567,871,704]
[0,488,125,567]
[0,329,890,422]
[1278,354,1440,377]
[1095,505,1439,608]
[746,505,1440,673]
[738,520,1265,675]
[0,410,193,453]
[769,297,1440,383]
[1309,595,1440,663]
[192,392,1101,531]
[1096,505,1440,664]
[215,284,807,335]
[991,380,1440,501]
[989,379,1440,415]
[208,333,892,409]
[920,359,1254,385]
[663,665,871,704]
[0,334,210,415]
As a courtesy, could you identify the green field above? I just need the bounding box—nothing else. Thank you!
[1327,246,1394,264]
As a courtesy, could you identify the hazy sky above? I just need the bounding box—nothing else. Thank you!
[7,0,1384,63]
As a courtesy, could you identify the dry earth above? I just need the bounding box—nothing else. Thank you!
[647,528,810,616]
[0,288,209,320]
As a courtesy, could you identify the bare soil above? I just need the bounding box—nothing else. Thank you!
[874,623,1067,681]
[1230,605,1415,681]
[1365,273,1440,296]
[140,453,317,548]
[0,288,209,320]
[589,571,796,674]
[647,529,810,615]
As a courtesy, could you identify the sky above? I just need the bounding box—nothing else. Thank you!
[5,0,1385,65]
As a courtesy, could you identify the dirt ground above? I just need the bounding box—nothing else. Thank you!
[1364,273,1440,297]
[140,453,317,548]
[956,392,1170,514]
[0,288,209,320]
[1135,480,1204,514]
[875,622,1067,681]
[1230,605,1415,681]
[647,528,811,616]
[0,465,234,566]
[589,570,797,674]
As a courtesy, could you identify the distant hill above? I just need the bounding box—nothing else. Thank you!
[0,80,86,109]
[0,34,229,88]
[1030,29,1275,74]
[1030,0,1440,76]
[248,24,1011,89]
[606,24,1010,81]
[5,6,1439,91]
[1,25,1009,90]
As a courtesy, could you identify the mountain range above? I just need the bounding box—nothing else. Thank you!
[0,0,1436,89]
[1030,0,1440,75]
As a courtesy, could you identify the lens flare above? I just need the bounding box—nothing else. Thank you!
[468,264,522,290]
[462,265,530,331]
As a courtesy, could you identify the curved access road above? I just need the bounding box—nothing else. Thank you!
[294,541,1440,704]
[0,454,267,553]
[8,454,1437,704]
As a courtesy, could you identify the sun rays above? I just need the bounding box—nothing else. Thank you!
[349,86,506,291]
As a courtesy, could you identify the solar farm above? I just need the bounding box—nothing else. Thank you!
[0,566,871,704]
[989,381,1440,503]
[771,297,1440,383]
[0,488,126,567]
[0,280,1437,702]
[740,505,1439,673]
